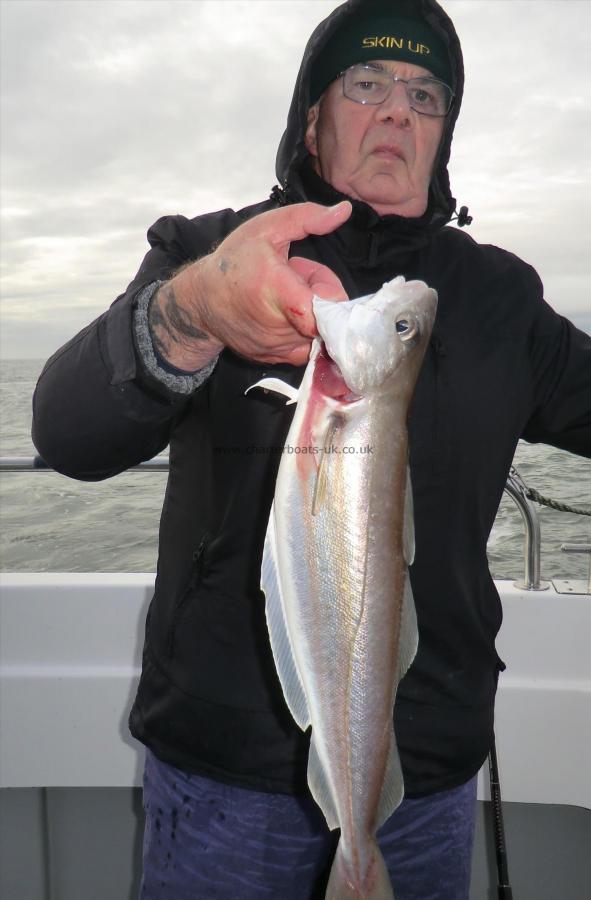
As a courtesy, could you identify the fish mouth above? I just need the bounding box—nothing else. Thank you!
[315,344,360,404]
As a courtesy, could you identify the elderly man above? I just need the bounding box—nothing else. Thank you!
[32,0,591,898]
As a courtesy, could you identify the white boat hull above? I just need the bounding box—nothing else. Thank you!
[1,573,589,809]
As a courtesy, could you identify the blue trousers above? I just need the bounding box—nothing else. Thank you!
[140,750,477,899]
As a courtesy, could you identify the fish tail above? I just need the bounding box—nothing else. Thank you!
[325,838,394,900]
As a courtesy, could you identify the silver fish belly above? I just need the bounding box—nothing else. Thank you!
[253,276,437,899]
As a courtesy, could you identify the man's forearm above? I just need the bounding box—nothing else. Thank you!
[149,262,224,372]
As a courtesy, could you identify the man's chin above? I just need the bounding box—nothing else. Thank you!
[331,172,428,218]
[345,169,422,213]
[357,185,428,218]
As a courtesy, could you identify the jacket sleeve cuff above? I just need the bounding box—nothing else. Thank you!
[133,281,219,395]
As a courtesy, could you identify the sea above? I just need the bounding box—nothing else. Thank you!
[1,358,590,581]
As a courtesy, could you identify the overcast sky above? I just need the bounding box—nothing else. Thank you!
[1,0,590,359]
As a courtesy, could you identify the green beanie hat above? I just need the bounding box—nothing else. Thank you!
[310,5,453,104]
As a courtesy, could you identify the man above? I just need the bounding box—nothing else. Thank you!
[32,1,591,898]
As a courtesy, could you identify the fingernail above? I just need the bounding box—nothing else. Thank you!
[330,201,352,214]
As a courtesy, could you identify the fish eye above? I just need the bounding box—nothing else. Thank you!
[395,316,420,345]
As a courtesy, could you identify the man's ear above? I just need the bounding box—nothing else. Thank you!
[304,104,320,157]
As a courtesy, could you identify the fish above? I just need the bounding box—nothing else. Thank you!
[249,275,438,899]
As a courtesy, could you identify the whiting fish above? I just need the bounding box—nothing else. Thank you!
[250,276,438,899]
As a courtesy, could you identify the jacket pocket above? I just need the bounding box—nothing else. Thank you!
[166,533,210,658]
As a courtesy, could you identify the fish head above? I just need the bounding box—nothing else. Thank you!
[313,276,438,398]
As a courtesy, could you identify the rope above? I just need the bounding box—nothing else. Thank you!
[525,486,591,517]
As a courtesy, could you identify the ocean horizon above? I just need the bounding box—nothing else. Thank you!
[1,358,589,581]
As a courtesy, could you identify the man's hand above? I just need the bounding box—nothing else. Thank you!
[149,201,352,370]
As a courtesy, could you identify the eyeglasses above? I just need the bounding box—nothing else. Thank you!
[341,64,454,117]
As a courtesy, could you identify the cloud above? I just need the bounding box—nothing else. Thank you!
[1,0,590,358]
[448,0,591,323]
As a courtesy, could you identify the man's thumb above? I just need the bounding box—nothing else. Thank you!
[264,201,352,250]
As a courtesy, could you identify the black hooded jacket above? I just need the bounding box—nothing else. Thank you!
[32,0,591,798]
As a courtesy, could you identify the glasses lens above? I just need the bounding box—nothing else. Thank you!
[407,78,451,116]
[343,65,390,104]
[343,66,452,115]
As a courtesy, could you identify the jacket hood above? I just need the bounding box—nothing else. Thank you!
[275,0,464,226]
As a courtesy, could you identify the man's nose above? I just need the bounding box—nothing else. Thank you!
[375,83,412,127]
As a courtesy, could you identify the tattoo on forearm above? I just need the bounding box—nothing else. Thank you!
[149,282,210,360]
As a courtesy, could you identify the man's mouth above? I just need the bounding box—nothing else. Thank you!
[371,144,405,161]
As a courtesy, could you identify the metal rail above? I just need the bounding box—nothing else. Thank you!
[504,467,549,591]
[0,456,170,471]
[1,456,548,590]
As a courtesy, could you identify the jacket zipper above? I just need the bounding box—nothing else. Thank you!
[167,535,209,658]
[430,335,450,475]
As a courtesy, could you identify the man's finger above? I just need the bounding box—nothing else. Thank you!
[279,269,318,338]
[288,257,348,302]
[285,342,314,367]
[280,258,348,337]
[244,201,352,251]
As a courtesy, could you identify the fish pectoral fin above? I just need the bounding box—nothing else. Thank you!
[311,455,328,517]
[312,417,338,516]
[245,378,299,405]
[308,736,339,832]
[261,506,310,731]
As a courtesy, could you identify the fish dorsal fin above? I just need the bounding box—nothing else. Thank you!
[308,734,339,831]
[245,377,299,405]
[261,506,310,731]
[403,465,415,565]
[312,417,338,516]
[376,575,419,829]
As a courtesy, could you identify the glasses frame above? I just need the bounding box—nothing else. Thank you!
[340,64,454,118]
